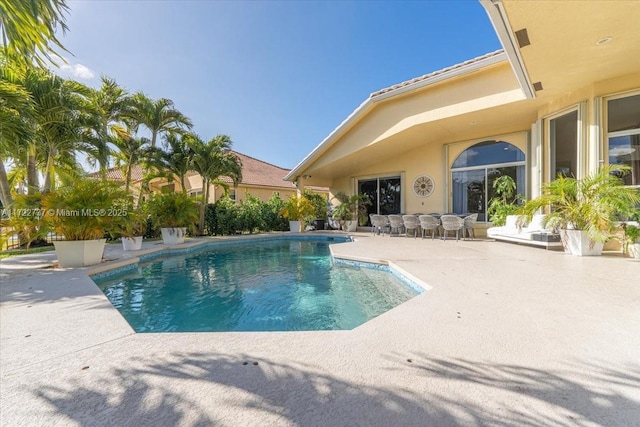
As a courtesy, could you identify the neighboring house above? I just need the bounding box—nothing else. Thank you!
[284,0,640,231]
[95,151,326,203]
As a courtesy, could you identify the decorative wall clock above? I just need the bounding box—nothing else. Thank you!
[413,175,434,197]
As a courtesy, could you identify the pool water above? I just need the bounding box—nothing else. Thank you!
[94,238,421,332]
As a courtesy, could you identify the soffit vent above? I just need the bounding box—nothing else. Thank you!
[515,28,530,48]
[533,82,543,91]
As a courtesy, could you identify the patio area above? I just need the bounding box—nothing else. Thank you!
[1,233,639,426]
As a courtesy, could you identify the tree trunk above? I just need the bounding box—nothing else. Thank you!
[43,150,56,193]
[0,155,13,207]
[180,174,187,194]
[26,144,39,194]
[199,178,209,235]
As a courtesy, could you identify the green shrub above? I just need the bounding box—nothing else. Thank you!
[487,175,522,226]
[212,196,240,235]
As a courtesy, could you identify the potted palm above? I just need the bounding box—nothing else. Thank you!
[279,194,315,232]
[119,209,147,251]
[521,165,640,256]
[146,192,199,245]
[623,223,640,259]
[332,192,371,232]
[43,179,128,267]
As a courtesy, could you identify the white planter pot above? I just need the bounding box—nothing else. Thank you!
[628,243,640,259]
[288,220,301,232]
[345,220,358,232]
[53,239,106,268]
[122,236,143,251]
[161,227,187,245]
[562,229,604,256]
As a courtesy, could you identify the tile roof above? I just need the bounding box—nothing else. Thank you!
[89,165,144,182]
[370,49,505,98]
[90,151,304,190]
[218,151,296,189]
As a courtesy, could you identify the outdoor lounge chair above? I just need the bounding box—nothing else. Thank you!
[402,215,420,238]
[371,214,389,235]
[387,215,404,236]
[418,215,440,239]
[440,215,465,241]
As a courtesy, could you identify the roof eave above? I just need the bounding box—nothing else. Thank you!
[284,50,512,182]
[480,0,535,99]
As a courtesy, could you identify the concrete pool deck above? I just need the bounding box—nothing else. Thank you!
[1,233,639,426]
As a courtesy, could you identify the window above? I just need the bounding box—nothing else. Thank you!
[607,93,640,186]
[229,189,237,203]
[451,141,525,222]
[358,176,402,224]
[189,190,203,198]
[550,110,578,179]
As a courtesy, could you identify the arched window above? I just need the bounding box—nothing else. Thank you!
[451,140,525,222]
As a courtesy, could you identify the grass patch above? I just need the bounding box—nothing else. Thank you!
[0,246,55,260]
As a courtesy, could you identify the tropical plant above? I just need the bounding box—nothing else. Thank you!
[0,0,70,66]
[110,134,150,193]
[279,194,315,222]
[304,190,328,220]
[146,132,194,193]
[1,193,48,249]
[42,179,129,240]
[81,76,131,174]
[332,192,371,226]
[125,93,192,148]
[623,224,640,252]
[189,134,242,234]
[487,175,522,226]
[520,165,640,244]
[145,191,199,230]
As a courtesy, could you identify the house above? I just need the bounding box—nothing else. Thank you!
[284,0,640,235]
[96,151,326,204]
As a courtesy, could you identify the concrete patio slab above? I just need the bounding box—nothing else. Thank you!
[1,233,639,426]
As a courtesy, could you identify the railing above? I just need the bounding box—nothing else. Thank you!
[1,229,64,251]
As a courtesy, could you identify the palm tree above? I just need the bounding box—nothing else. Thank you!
[126,93,192,148]
[0,59,32,206]
[111,134,150,193]
[147,133,194,194]
[81,76,131,175]
[188,134,242,234]
[0,0,70,66]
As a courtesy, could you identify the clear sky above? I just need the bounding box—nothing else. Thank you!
[56,0,501,170]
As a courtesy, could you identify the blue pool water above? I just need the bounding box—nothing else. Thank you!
[94,237,421,332]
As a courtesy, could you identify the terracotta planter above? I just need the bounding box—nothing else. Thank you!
[161,227,187,245]
[53,239,106,268]
[122,236,143,251]
[288,221,302,232]
[562,229,604,256]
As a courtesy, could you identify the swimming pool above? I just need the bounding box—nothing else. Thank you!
[94,237,422,332]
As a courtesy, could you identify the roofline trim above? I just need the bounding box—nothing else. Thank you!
[480,0,535,99]
[284,51,510,182]
[371,51,507,101]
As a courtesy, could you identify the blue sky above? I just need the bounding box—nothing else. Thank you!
[57,0,501,170]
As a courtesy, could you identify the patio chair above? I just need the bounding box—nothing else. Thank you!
[371,214,389,235]
[440,215,465,241]
[402,215,421,238]
[463,213,478,240]
[387,215,404,236]
[418,215,440,240]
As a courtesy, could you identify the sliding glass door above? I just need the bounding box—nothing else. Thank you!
[357,176,401,224]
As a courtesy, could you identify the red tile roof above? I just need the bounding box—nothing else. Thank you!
[370,49,504,98]
[89,165,144,182]
[90,151,318,191]
[218,151,296,189]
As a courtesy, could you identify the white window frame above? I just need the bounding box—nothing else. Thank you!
[604,90,640,188]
